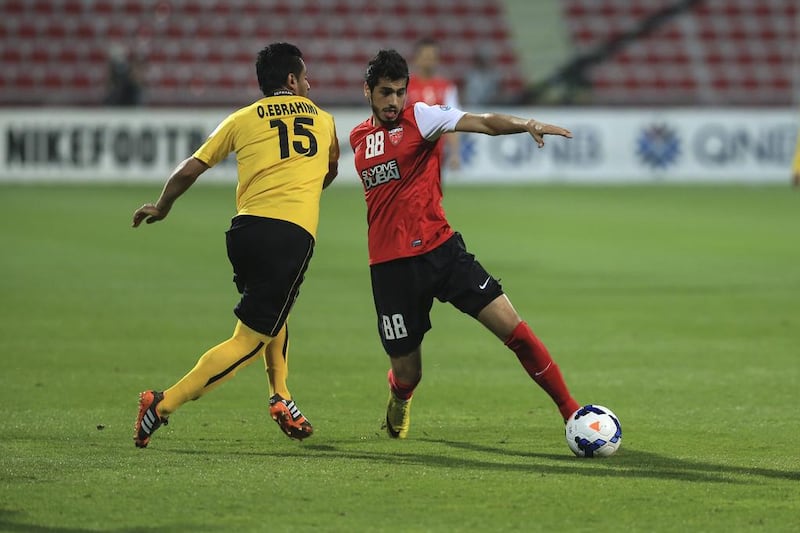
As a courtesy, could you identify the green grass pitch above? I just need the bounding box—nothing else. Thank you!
[1,183,798,532]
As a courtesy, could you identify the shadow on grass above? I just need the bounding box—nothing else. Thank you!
[0,509,215,533]
[419,438,800,483]
[162,438,799,485]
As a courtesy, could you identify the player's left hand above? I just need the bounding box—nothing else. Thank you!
[528,121,573,148]
[132,203,168,227]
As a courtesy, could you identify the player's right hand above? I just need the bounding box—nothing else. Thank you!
[132,203,167,227]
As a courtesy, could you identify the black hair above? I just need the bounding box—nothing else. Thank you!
[364,49,409,90]
[255,42,304,96]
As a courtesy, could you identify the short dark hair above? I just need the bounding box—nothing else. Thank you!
[413,37,438,53]
[364,49,409,90]
[255,42,304,96]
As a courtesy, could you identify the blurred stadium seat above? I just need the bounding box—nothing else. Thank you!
[2,0,795,107]
[0,0,523,106]
[562,0,797,105]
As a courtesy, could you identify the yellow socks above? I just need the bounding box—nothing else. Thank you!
[264,322,291,399]
[159,320,271,415]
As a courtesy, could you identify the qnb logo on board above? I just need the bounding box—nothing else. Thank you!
[459,135,477,165]
[636,124,681,169]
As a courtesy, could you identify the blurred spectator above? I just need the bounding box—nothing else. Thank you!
[462,51,501,107]
[105,44,144,106]
[792,123,800,188]
[407,38,460,108]
[407,38,460,170]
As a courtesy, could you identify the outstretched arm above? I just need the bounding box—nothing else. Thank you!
[454,112,572,147]
[132,156,209,227]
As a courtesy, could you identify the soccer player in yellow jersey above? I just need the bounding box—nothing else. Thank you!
[131,42,339,448]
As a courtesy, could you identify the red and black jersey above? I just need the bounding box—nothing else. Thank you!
[350,102,465,265]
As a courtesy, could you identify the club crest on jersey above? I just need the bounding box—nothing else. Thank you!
[388,127,404,146]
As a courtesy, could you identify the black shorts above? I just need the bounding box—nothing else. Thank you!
[369,232,504,356]
[225,215,314,337]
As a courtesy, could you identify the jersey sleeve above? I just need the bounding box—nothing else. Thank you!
[193,114,236,167]
[329,121,338,158]
[348,127,358,152]
[413,102,467,141]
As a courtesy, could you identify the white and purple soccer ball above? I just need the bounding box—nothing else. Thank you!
[565,404,622,458]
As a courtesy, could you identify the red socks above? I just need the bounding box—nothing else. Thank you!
[388,369,418,400]
[386,323,579,421]
[504,321,580,421]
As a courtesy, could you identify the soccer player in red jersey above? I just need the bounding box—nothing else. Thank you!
[406,38,461,171]
[406,38,460,108]
[350,49,579,439]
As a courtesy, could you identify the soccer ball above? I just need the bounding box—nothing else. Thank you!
[565,404,622,458]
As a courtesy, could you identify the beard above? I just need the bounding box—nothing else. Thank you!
[371,102,400,127]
